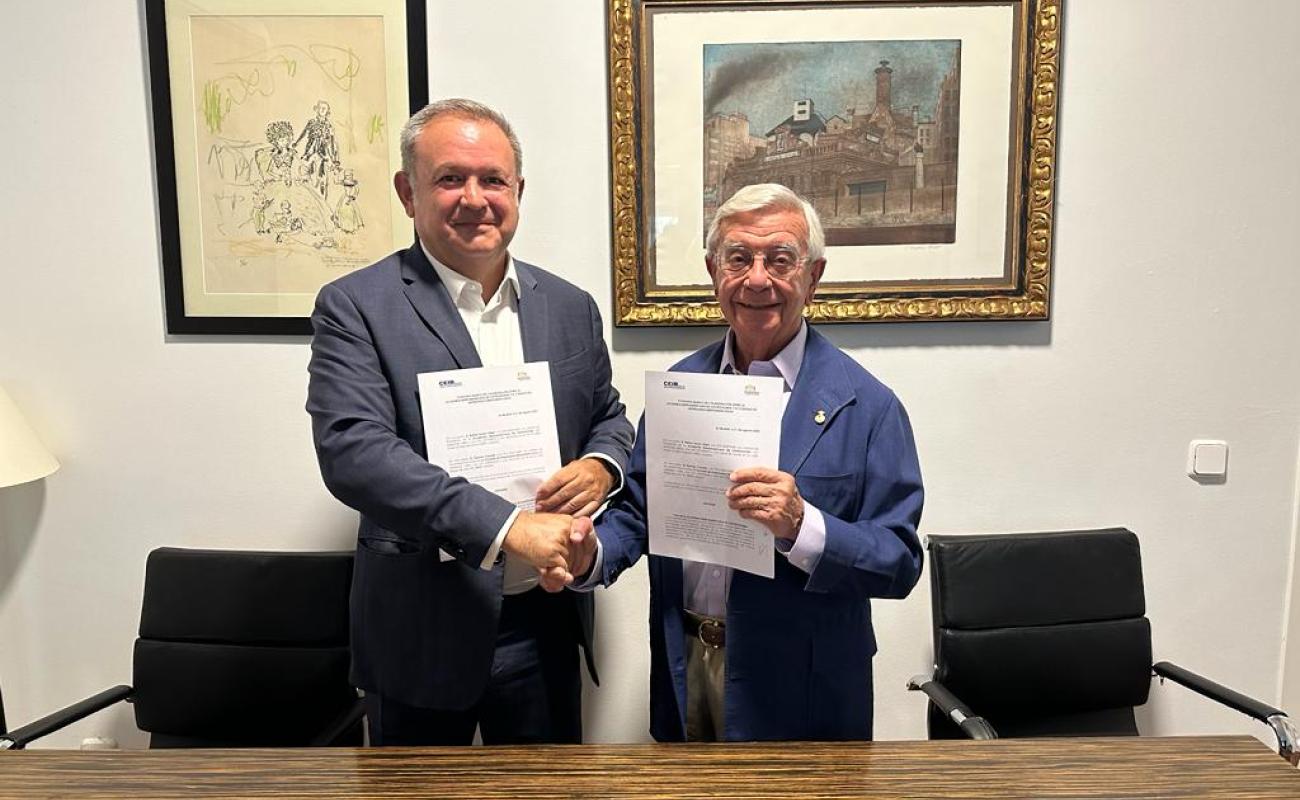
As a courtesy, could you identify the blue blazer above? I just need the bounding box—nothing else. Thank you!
[307,243,634,709]
[596,327,924,741]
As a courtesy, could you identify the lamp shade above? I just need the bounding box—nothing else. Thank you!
[0,386,59,488]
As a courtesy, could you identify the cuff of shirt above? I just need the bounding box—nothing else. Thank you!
[776,503,826,575]
[570,537,605,591]
[480,507,522,571]
[582,452,625,497]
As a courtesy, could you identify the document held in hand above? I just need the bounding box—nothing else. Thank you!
[645,370,783,578]
[418,362,562,512]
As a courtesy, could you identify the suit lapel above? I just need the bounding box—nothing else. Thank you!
[399,244,481,369]
[779,328,854,475]
[515,262,548,363]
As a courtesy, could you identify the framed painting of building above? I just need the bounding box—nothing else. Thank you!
[607,0,1063,325]
[146,0,427,335]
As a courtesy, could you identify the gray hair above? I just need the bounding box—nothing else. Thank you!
[706,183,825,263]
[399,98,523,176]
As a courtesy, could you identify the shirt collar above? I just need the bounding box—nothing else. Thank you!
[420,240,519,307]
[719,320,807,391]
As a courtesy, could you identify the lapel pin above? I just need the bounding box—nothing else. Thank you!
[813,410,827,425]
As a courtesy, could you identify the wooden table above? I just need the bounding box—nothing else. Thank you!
[2,735,1296,798]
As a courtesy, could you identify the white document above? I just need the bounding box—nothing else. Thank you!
[418,363,561,561]
[645,370,783,578]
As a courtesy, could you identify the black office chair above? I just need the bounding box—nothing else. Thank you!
[1,548,363,750]
[907,528,1298,764]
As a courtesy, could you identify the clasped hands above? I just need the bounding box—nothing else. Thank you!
[502,457,610,592]
[502,463,802,593]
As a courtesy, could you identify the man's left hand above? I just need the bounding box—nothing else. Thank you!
[727,467,804,541]
[535,458,612,518]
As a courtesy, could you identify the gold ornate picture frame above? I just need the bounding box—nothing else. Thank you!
[607,0,1062,325]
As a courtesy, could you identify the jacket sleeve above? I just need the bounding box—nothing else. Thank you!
[803,394,925,599]
[594,414,649,585]
[306,281,513,564]
[577,295,634,478]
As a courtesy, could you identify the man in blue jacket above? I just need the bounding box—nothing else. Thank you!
[583,183,924,741]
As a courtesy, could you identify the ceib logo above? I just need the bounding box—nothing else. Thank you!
[662,380,685,390]
[438,379,462,389]
[743,384,759,396]
[517,370,531,381]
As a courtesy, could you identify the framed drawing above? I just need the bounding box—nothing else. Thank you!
[146,0,427,335]
[607,0,1062,325]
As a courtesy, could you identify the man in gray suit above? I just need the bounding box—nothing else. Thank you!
[307,99,634,745]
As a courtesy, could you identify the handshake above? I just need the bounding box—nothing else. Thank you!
[502,512,598,593]
[500,456,611,592]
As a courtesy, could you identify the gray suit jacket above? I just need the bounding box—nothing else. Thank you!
[307,243,633,709]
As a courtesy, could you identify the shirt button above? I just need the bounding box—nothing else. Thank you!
[712,568,721,578]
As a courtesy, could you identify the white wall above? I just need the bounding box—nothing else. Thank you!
[2,0,1298,748]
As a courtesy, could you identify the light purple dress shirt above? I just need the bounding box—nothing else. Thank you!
[683,322,827,618]
[578,323,827,606]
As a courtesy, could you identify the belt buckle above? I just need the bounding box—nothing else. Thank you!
[697,618,724,648]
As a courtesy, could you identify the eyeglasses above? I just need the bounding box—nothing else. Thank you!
[717,245,806,277]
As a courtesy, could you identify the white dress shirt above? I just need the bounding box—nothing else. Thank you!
[423,244,537,593]
[421,243,624,594]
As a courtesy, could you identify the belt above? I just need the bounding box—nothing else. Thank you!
[683,612,725,648]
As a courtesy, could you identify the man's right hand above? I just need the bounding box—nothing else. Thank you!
[566,517,597,582]
[503,511,578,589]
[536,517,598,593]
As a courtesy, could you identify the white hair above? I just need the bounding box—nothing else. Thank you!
[399,98,523,176]
[705,183,825,263]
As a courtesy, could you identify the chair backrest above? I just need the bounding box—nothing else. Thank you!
[131,547,358,748]
[927,528,1152,738]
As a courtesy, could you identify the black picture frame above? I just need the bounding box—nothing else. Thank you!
[146,0,428,335]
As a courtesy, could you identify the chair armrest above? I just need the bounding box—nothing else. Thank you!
[0,685,133,751]
[1153,661,1281,720]
[1153,661,1298,766]
[311,693,365,747]
[907,674,997,740]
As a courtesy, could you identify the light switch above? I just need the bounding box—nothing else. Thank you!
[1186,440,1228,479]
